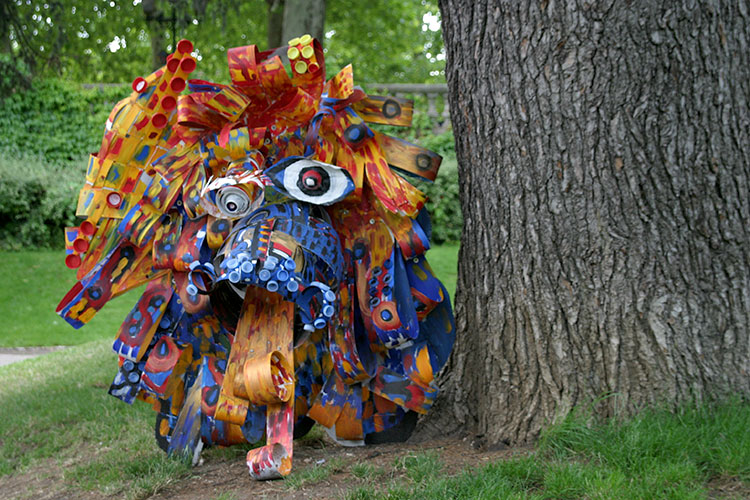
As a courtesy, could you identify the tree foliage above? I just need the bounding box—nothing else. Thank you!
[2,0,444,84]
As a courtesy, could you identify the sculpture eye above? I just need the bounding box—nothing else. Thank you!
[266,157,354,205]
[217,187,252,218]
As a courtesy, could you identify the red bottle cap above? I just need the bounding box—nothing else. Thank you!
[169,77,186,93]
[161,95,177,111]
[176,39,194,54]
[73,238,90,253]
[79,220,96,236]
[151,113,168,129]
[180,57,197,73]
[65,254,82,269]
[132,77,147,93]
[167,57,180,73]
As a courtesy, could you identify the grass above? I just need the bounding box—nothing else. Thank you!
[345,399,750,500]
[0,246,457,347]
[351,462,384,480]
[0,340,191,499]
[426,244,459,301]
[284,456,347,490]
[0,250,144,347]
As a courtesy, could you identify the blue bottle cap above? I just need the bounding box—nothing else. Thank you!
[263,258,277,270]
[258,269,271,281]
[286,280,299,292]
[267,280,279,292]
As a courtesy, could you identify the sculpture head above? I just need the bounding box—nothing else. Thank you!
[57,35,455,479]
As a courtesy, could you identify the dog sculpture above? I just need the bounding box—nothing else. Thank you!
[57,36,455,479]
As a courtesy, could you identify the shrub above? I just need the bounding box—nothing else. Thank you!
[0,79,129,164]
[0,151,83,250]
[416,155,462,245]
[0,79,129,249]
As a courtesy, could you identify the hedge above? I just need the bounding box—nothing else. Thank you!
[0,152,82,250]
[0,79,128,164]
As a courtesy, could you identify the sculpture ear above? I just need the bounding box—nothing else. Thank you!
[265,156,354,205]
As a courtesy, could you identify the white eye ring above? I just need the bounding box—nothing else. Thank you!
[282,159,352,205]
[217,187,252,218]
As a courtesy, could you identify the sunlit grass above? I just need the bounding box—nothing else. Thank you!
[0,341,191,498]
[0,246,458,347]
[345,400,750,499]
[0,250,144,347]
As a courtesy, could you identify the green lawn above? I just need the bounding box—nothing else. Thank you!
[0,341,190,498]
[0,251,144,347]
[347,400,750,499]
[0,246,458,348]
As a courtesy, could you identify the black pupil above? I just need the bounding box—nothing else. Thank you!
[227,201,237,211]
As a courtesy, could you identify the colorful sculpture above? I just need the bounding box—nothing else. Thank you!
[57,36,455,479]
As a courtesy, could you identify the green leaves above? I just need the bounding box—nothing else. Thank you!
[0,150,82,249]
[5,0,444,85]
[0,79,129,162]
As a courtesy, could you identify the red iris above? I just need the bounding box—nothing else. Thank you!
[301,169,322,190]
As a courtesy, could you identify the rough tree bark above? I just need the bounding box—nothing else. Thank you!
[426,0,750,445]
[280,0,326,45]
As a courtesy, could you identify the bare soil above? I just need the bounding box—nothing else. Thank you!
[0,435,524,500]
[3,435,746,500]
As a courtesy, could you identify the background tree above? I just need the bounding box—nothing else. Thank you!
[429,0,750,445]
[1,0,444,84]
[279,0,326,45]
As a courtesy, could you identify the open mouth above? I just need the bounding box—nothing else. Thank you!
[212,201,342,331]
[193,200,343,349]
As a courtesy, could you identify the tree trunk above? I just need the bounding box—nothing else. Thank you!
[281,0,325,45]
[143,0,168,70]
[427,0,750,446]
[266,0,285,48]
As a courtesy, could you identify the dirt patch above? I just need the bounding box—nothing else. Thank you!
[148,436,527,500]
[707,476,750,499]
[0,460,86,500]
[0,436,527,500]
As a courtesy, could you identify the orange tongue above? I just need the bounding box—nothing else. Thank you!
[215,287,296,479]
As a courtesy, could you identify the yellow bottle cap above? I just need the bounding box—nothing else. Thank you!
[301,45,314,59]
[294,60,308,73]
[299,34,312,44]
[287,47,300,60]
[287,37,300,46]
